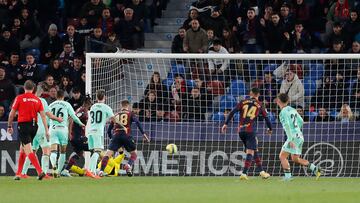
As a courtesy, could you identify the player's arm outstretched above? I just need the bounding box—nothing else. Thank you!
[132,115,150,142]
[221,105,240,134]
[260,105,273,135]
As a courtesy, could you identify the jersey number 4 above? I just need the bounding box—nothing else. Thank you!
[90,110,103,124]
[242,105,257,120]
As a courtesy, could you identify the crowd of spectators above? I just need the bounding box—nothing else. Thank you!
[0,0,169,118]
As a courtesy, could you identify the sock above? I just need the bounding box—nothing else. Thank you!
[128,152,137,167]
[57,153,66,172]
[253,151,263,172]
[28,152,42,175]
[242,154,253,175]
[66,153,80,170]
[50,152,57,169]
[70,165,85,175]
[284,169,292,178]
[84,151,91,170]
[41,155,49,174]
[16,151,26,175]
[100,156,109,171]
[309,163,316,172]
[89,152,100,173]
[21,157,31,175]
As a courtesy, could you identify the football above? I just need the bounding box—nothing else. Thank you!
[166,143,178,154]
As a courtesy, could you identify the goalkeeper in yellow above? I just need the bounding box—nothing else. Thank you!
[97,149,125,176]
[276,93,321,181]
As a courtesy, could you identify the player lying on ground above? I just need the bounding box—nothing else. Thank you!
[97,148,126,176]
[21,88,63,179]
[221,87,272,180]
[276,93,321,181]
[61,95,96,178]
[49,90,85,177]
[8,80,50,180]
[98,100,150,177]
[87,89,115,176]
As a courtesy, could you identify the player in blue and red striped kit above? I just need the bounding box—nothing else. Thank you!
[98,100,150,177]
[221,87,272,180]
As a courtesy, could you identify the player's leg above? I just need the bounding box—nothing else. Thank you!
[98,150,114,176]
[49,129,60,176]
[279,150,293,181]
[88,134,104,174]
[57,145,67,174]
[290,154,320,179]
[89,148,102,174]
[254,150,270,179]
[41,146,51,177]
[23,123,44,178]
[21,135,40,177]
[239,132,255,180]
[123,136,137,177]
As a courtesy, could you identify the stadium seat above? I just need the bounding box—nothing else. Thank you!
[162,78,174,90]
[264,64,278,73]
[305,111,318,122]
[186,80,196,89]
[219,95,237,112]
[248,63,258,80]
[308,64,324,80]
[329,110,338,119]
[170,64,186,76]
[37,64,49,80]
[303,78,317,96]
[211,112,225,122]
[227,80,246,96]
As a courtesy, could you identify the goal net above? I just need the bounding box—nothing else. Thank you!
[86,53,360,177]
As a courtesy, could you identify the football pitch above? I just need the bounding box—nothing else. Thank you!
[0,176,359,203]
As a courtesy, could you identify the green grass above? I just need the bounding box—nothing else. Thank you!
[0,176,359,203]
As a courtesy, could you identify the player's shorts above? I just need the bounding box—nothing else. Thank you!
[108,132,136,152]
[18,122,38,145]
[87,134,104,150]
[32,126,50,150]
[49,125,69,146]
[70,137,89,154]
[282,135,304,155]
[239,131,258,150]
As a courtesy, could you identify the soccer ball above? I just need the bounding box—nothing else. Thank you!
[166,144,178,154]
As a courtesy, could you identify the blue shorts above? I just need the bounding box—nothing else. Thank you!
[239,132,258,150]
[108,132,136,152]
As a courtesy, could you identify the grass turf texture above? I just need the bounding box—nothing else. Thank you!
[0,177,359,203]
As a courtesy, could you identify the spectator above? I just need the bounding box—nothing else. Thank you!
[293,0,310,25]
[283,21,312,53]
[156,104,169,122]
[5,52,21,83]
[139,90,159,121]
[230,0,249,29]
[171,27,186,53]
[0,104,7,121]
[312,76,336,109]
[221,27,240,53]
[315,107,335,122]
[183,87,206,121]
[207,28,215,47]
[132,102,141,117]
[344,10,360,43]
[59,76,72,100]
[144,71,169,104]
[78,71,86,94]
[77,17,94,37]
[80,0,105,27]
[336,104,357,122]
[40,24,62,64]
[58,42,74,73]
[0,27,20,58]
[264,12,285,53]
[350,69,360,110]
[114,8,142,50]
[68,87,84,111]
[37,75,56,98]
[296,105,309,122]
[327,38,346,53]
[46,86,58,104]
[62,25,85,56]
[349,40,360,53]
[207,39,229,79]
[275,64,304,107]
[259,71,280,110]
[10,17,23,41]
[333,72,349,108]
[236,8,265,53]
[103,32,121,53]
[194,78,213,107]
[126,0,148,23]
[183,8,201,30]
[19,8,41,50]
[19,53,41,84]
[97,8,114,36]
[46,59,65,84]
[202,6,228,38]
[90,27,105,53]
[327,0,350,24]
[0,66,16,112]
[170,74,187,111]
[326,22,350,49]
[183,19,208,53]
[279,3,294,32]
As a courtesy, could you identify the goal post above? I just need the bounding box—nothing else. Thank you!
[86,53,360,177]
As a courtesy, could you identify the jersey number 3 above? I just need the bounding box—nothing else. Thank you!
[90,111,103,124]
[242,105,257,120]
